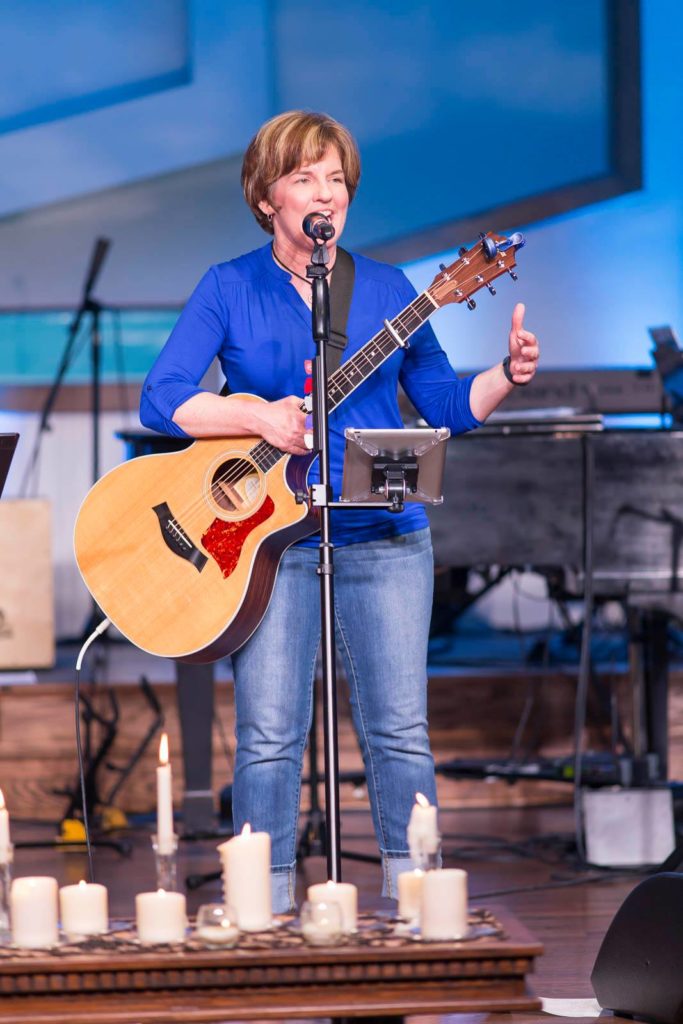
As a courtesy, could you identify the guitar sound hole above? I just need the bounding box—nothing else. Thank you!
[210,458,262,514]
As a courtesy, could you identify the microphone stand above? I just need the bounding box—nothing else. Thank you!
[21,237,111,497]
[307,237,343,881]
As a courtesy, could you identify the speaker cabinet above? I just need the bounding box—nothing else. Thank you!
[592,872,683,1023]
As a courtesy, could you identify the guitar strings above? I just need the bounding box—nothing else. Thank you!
[98,261,494,613]
[111,265,484,581]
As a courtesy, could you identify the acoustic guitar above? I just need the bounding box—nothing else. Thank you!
[74,231,525,662]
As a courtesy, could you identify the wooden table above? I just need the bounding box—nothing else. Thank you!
[0,907,542,1023]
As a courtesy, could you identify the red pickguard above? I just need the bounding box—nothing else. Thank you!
[201,496,275,578]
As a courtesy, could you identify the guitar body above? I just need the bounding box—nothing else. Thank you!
[74,400,318,662]
[73,231,524,663]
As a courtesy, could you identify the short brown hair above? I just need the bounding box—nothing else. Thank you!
[241,111,361,234]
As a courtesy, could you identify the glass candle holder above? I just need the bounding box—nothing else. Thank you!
[194,903,240,947]
[413,836,441,873]
[0,846,13,938]
[152,833,178,892]
[300,899,344,946]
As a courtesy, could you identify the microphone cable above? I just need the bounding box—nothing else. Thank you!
[74,617,111,881]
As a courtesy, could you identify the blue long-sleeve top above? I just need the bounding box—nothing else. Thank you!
[140,242,481,547]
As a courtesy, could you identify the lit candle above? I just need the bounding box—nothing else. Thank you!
[218,824,271,932]
[156,732,174,855]
[420,868,468,940]
[307,880,358,933]
[397,868,424,921]
[11,876,59,948]
[0,789,11,864]
[407,792,439,865]
[59,880,108,937]
[135,889,187,944]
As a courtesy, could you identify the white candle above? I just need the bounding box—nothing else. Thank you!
[397,868,424,921]
[420,868,468,940]
[407,792,439,864]
[0,789,11,863]
[11,876,59,948]
[218,824,271,932]
[135,889,187,944]
[59,880,108,937]
[307,880,357,933]
[156,732,174,855]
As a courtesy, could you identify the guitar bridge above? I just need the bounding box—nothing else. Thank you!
[152,502,207,572]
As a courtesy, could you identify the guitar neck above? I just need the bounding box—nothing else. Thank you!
[249,286,439,468]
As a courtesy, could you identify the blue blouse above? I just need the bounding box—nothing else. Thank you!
[140,242,481,547]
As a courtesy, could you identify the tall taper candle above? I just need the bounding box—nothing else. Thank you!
[156,732,174,855]
[0,789,11,864]
[407,792,439,865]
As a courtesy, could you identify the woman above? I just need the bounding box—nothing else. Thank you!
[140,110,539,912]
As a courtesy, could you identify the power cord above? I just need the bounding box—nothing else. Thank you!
[75,618,110,881]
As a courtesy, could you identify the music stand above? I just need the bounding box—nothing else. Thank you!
[0,434,19,498]
[340,427,450,511]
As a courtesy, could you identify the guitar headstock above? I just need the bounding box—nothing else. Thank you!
[428,231,525,310]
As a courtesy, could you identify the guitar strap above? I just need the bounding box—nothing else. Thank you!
[326,246,355,373]
[219,247,355,396]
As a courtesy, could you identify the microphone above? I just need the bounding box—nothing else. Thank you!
[303,213,335,242]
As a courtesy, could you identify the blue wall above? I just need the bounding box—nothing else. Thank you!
[0,0,681,373]
[403,0,683,369]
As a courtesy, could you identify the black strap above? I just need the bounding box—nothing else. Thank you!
[326,247,355,373]
[220,247,356,395]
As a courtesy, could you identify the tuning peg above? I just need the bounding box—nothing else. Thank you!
[458,246,467,257]
[481,236,498,262]
[508,268,518,282]
[465,297,476,310]
[486,282,497,295]
[439,262,447,273]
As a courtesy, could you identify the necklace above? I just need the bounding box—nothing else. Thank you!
[271,245,311,285]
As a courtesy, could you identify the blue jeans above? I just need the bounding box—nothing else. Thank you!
[230,526,437,913]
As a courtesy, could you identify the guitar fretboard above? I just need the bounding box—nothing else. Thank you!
[245,287,438,474]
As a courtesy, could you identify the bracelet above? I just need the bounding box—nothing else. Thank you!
[502,355,528,387]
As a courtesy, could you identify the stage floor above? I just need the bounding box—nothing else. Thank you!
[8,803,640,1024]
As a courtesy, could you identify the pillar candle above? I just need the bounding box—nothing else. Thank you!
[59,880,108,937]
[420,868,468,940]
[397,868,424,921]
[0,789,11,863]
[407,792,439,864]
[135,889,187,944]
[307,880,358,933]
[11,877,59,948]
[156,732,175,855]
[218,824,271,931]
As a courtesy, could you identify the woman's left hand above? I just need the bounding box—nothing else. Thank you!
[507,302,539,385]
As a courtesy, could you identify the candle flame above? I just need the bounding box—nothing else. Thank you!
[78,879,87,889]
[159,732,169,766]
[0,789,5,811]
[241,823,252,836]
[415,792,430,808]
